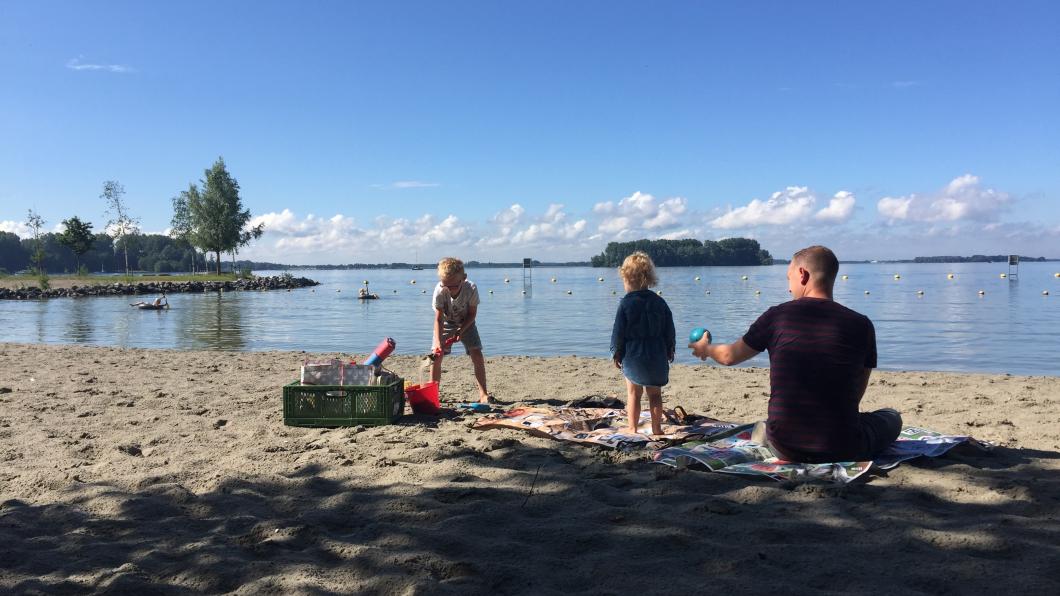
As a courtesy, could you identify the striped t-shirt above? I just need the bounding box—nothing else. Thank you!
[742,297,877,463]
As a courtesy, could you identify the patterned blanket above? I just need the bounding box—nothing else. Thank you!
[472,407,988,483]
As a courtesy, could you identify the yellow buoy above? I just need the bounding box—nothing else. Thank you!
[755,290,761,295]
[421,289,426,294]
[566,290,572,295]
[894,274,901,280]
[741,275,748,280]
[657,290,663,296]
[363,280,369,285]
[611,290,616,295]
[841,275,849,280]
[410,280,416,284]
[521,290,527,295]
[864,290,870,295]
[598,277,604,282]
[947,273,955,279]
[551,277,557,283]
[1055,272,1059,278]
[504,278,510,283]
[705,290,711,295]
[999,273,1007,279]
[694,276,701,281]
[917,290,924,295]
[1043,290,1050,296]
[978,290,985,295]
[488,289,494,294]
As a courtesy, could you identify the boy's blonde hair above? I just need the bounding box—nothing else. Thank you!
[619,251,657,289]
[437,257,465,279]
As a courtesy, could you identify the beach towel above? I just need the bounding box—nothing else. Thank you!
[471,406,740,450]
[473,407,988,483]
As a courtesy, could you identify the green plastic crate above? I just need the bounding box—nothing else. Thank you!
[283,378,405,427]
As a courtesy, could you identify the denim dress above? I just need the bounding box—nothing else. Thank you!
[610,289,676,387]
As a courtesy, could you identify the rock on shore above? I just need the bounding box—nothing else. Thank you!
[0,275,319,300]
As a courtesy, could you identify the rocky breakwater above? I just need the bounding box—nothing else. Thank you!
[0,275,320,300]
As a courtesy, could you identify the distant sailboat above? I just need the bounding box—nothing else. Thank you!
[411,249,423,270]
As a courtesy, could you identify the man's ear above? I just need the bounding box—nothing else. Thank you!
[799,267,811,285]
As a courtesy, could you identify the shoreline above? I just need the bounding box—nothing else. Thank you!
[2,342,1058,593]
[0,275,319,300]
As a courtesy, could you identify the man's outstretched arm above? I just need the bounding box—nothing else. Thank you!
[688,335,760,366]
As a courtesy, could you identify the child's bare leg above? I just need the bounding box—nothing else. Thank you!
[625,380,643,434]
[469,349,490,402]
[431,352,444,384]
[646,386,664,435]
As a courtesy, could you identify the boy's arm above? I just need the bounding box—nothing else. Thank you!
[433,308,445,350]
[459,304,478,336]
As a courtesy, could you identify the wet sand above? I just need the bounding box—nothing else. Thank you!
[1,343,1058,594]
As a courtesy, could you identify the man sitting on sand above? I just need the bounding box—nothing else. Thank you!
[689,245,902,463]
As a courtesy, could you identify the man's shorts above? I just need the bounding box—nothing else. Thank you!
[441,322,483,354]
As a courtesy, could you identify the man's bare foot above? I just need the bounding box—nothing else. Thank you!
[479,394,496,404]
[625,426,640,435]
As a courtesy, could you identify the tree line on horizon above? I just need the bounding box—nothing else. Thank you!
[590,238,773,267]
[5,158,263,280]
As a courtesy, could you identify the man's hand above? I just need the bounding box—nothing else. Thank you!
[613,356,623,370]
[688,331,712,360]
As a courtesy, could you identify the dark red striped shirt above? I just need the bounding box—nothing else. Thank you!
[742,298,877,462]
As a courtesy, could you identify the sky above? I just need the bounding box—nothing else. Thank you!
[1,1,1058,264]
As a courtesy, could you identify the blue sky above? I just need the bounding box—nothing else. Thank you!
[2,1,1058,263]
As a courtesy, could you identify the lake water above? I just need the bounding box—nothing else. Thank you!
[1,263,1057,375]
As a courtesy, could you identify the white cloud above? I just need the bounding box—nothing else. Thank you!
[0,220,33,237]
[479,200,593,244]
[492,204,524,226]
[66,57,133,73]
[710,186,816,229]
[815,191,856,223]
[875,174,1010,223]
[594,192,689,238]
[370,180,440,189]
[877,196,913,221]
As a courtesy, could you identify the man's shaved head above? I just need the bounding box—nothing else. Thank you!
[792,245,839,287]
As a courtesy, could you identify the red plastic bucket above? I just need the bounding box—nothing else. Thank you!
[405,381,441,415]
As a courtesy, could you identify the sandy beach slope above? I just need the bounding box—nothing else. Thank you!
[1,342,1058,594]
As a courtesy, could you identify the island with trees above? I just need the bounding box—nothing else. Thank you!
[590,238,773,267]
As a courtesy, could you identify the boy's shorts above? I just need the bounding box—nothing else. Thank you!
[441,322,483,354]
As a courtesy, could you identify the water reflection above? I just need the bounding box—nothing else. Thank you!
[64,297,95,343]
[175,291,247,350]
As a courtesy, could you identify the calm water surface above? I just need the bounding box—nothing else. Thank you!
[1,263,1057,375]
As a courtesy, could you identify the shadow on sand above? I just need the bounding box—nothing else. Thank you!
[2,438,1059,595]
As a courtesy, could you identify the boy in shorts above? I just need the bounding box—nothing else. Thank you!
[432,257,493,403]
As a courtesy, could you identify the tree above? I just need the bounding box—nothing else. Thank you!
[58,216,95,274]
[101,180,140,275]
[187,157,264,274]
[170,190,196,273]
[0,231,27,273]
[26,209,48,286]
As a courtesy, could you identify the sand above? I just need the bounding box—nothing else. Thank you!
[1,342,1058,594]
